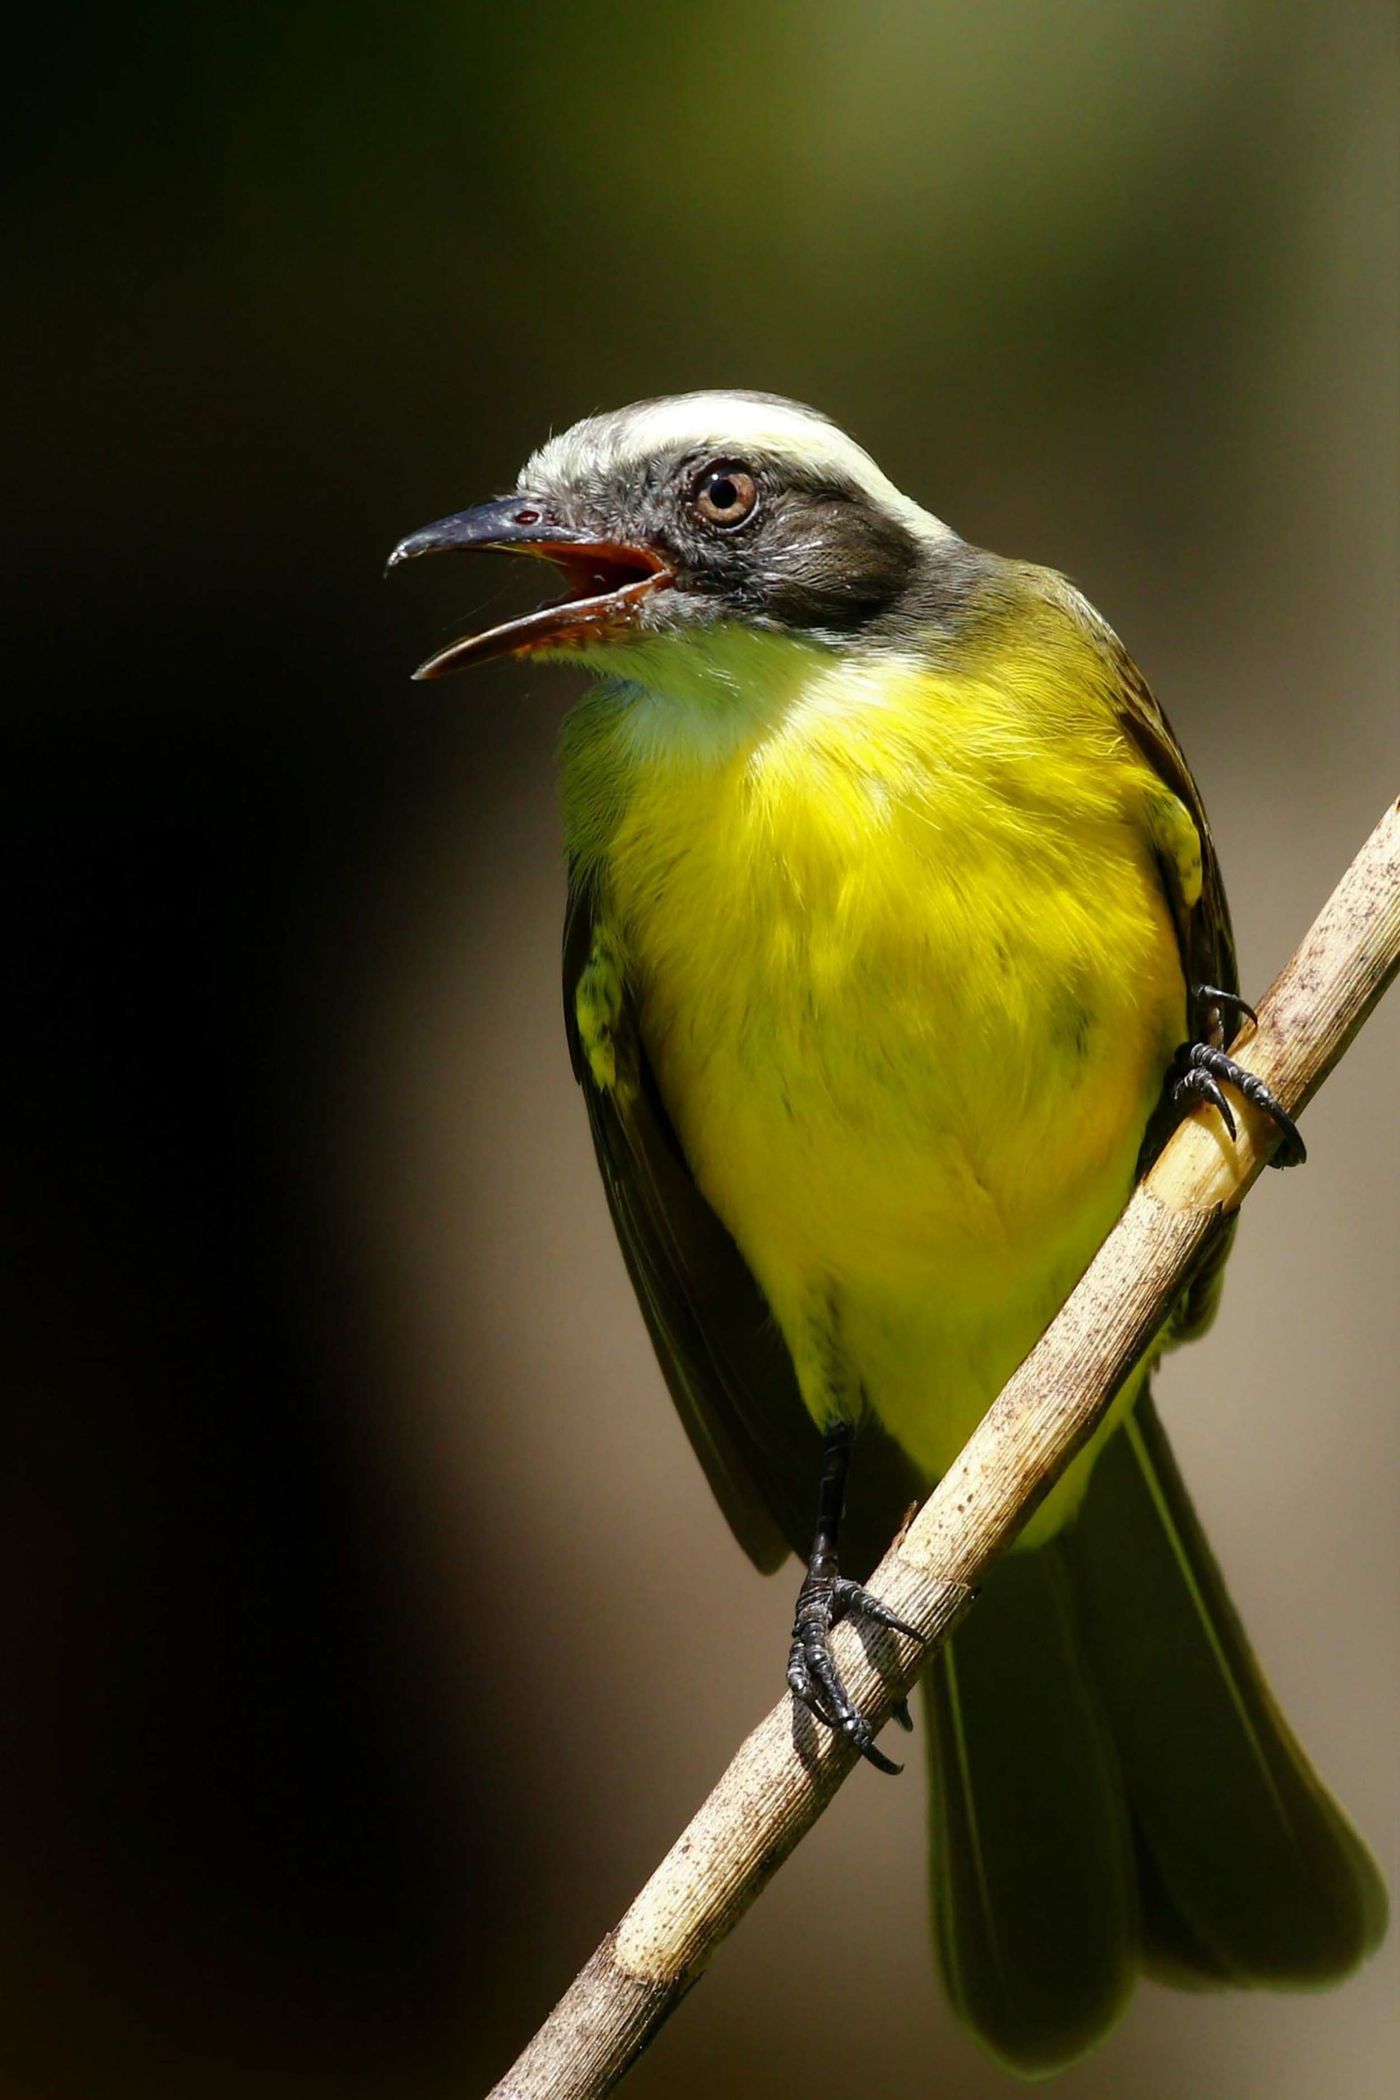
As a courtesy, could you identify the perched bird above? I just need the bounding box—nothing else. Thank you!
[389,393,1385,2074]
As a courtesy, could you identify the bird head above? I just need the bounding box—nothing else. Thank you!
[387,392,965,681]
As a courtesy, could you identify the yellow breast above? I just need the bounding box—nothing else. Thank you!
[565,625,1189,1525]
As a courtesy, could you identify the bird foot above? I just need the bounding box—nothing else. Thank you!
[786,1562,920,1775]
[1171,985,1305,1166]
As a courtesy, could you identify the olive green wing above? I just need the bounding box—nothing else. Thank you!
[564,877,818,1572]
[1110,637,1239,1340]
[1111,639,1238,1008]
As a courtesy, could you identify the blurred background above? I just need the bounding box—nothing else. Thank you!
[5,3,1398,2095]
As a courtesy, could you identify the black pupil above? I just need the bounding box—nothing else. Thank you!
[708,475,738,511]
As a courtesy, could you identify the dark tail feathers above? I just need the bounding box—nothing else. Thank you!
[924,1390,1386,2076]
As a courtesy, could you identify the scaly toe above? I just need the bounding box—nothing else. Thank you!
[831,1577,924,1642]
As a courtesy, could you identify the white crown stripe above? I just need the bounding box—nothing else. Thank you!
[523,392,950,546]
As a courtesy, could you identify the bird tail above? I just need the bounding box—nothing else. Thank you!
[922,1389,1386,2078]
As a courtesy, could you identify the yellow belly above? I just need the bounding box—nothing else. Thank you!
[575,647,1189,1538]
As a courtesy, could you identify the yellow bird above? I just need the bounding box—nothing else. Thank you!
[389,393,1384,2074]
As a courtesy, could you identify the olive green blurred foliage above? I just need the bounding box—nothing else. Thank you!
[4,5,1397,2099]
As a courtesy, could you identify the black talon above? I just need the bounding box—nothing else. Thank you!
[1173,1060,1237,1141]
[831,1577,923,1642]
[1171,987,1307,1166]
[786,1422,920,1775]
[1193,984,1258,1046]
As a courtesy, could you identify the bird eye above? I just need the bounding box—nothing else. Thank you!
[691,461,759,529]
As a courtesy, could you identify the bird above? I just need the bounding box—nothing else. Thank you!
[388,392,1385,2075]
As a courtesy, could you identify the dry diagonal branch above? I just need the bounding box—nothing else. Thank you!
[488,797,1400,2100]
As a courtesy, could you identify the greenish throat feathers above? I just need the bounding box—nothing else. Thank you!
[390,390,1385,2076]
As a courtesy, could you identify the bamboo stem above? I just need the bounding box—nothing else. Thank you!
[487,798,1400,2100]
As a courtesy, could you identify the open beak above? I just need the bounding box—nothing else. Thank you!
[386,497,673,680]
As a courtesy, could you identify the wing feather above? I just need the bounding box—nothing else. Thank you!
[564,877,818,1571]
[1110,639,1238,1007]
[1109,634,1240,1342]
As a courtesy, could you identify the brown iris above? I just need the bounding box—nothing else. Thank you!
[692,462,759,528]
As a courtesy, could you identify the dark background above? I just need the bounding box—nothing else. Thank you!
[5,5,1397,2095]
